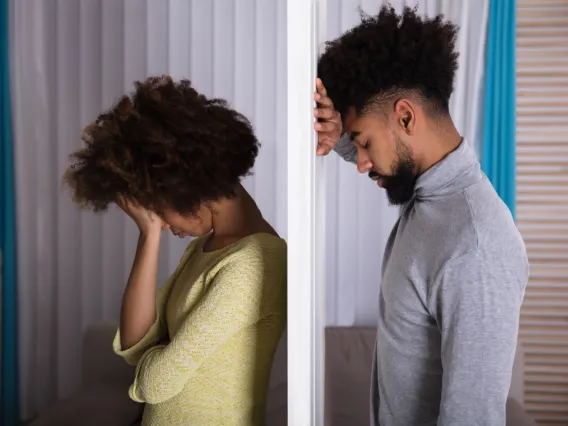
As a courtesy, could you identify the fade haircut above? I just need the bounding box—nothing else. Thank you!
[317,5,459,119]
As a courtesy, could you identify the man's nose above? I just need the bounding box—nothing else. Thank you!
[357,154,372,174]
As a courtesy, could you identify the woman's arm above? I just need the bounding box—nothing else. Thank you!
[112,195,169,364]
[113,238,196,366]
[120,230,162,350]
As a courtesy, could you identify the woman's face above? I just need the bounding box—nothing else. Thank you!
[160,205,213,238]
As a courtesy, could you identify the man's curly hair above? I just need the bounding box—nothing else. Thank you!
[64,76,259,214]
[317,5,459,118]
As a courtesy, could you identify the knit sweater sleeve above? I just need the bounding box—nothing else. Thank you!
[128,244,285,404]
[112,277,174,366]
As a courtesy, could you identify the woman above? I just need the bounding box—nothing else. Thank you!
[64,76,287,425]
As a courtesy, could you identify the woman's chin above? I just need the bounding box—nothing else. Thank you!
[171,227,212,239]
[170,229,187,239]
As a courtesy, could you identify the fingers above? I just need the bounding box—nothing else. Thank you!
[314,79,334,109]
[317,134,336,152]
[318,136,336,149]
[316,139,334,156]
[316,145,332,156]
[314,78,342,157]
[314,121,338,133]
[314,107,339,121]
[315,78,327,97]
[115,194,130,211]
[313,91,334,108]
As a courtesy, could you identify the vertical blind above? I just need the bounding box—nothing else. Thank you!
[516,0,568,424]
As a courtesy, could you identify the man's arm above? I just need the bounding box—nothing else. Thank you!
[430,249,528,425]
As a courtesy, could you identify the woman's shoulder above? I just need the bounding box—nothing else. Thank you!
[228,233,286,263]
[240,232,286,248]
[207,233,286,274]
[214,236,285,304]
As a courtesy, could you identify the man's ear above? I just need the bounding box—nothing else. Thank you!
[394,99,415,134]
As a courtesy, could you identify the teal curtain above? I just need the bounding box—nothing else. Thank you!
[0,0,19,424]
[481,0,517,219]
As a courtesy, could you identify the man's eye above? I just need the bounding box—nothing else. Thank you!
[363,140,369,149]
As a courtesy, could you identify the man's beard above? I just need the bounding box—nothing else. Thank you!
[369,140,417,206]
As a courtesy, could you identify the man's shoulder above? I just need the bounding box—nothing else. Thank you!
[428,177,522,248]
[412,190,478,257]
[410,178,525,271]
[462,179,524,252]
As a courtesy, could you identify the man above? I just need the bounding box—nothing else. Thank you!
[314,6,528,426]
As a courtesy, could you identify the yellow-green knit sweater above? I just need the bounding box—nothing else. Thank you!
[113,233,287,426]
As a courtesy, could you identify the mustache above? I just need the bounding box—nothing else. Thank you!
[368,170,382,180]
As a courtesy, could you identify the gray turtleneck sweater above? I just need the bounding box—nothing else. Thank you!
[334,137,528,426]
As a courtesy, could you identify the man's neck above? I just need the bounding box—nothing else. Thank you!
[417,123,463,176]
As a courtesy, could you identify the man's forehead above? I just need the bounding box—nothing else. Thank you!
[343,106,362,136]
[344,105,392,136]
[343,108,380,140]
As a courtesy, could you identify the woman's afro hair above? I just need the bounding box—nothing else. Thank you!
[317,4,459,117]
[64,75,260,214]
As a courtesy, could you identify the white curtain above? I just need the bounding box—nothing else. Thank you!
[11,0,287,419]
[324,0,489,326]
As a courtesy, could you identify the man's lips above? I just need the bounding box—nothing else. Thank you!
[368,171,384,188]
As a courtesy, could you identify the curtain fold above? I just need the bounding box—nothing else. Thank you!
[481,0,517,218]
[1,0,19,424]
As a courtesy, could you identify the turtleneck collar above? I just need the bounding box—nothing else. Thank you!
[414,139,481,201]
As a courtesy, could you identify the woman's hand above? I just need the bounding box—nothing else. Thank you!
[116,195,167,236]
[313,78,343,156]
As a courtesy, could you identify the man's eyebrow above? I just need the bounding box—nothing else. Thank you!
[349,131,360,142]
